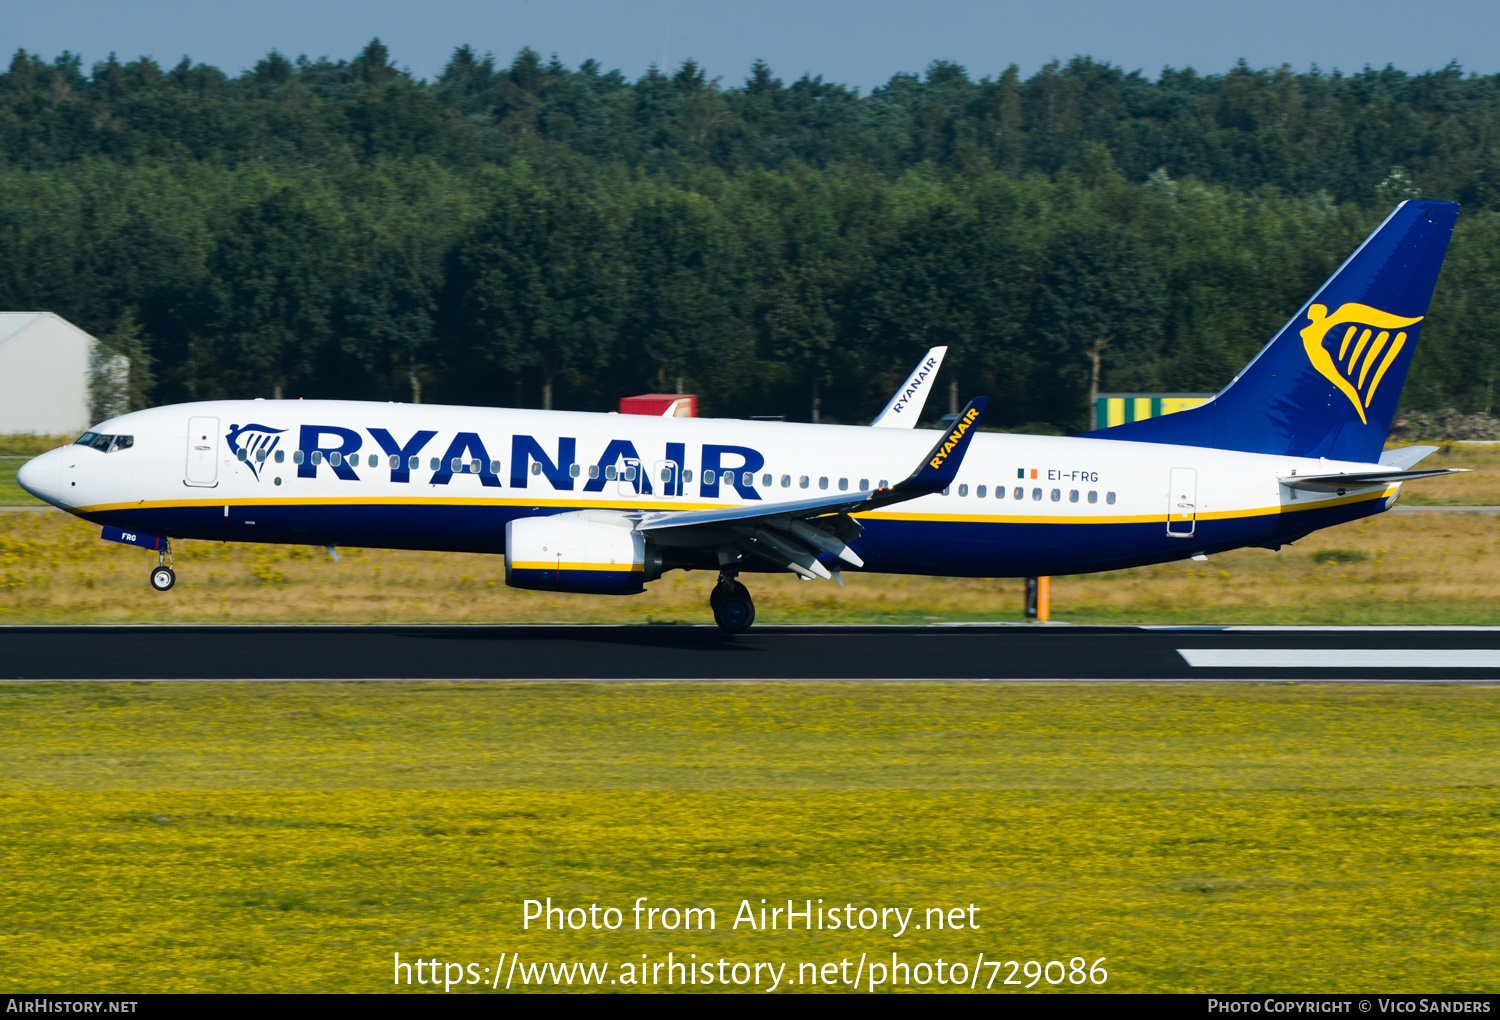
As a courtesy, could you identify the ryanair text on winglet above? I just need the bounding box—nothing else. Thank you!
[929,407,980,470]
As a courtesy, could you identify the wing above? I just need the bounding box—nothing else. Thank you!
[636,398,988,580]
[869,346,947,428]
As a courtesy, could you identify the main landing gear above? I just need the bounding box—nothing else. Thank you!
[711,573,755,634]
[149,539,175,592]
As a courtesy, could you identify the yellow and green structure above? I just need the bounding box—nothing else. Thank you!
[1095,393,1213,431]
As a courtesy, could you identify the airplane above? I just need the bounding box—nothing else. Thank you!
[16,200,1465,633]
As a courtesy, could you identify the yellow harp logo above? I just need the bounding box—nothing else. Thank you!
[1300,303,1423,424]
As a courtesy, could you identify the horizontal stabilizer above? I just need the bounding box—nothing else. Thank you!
[1281,467,1467,492]
[1378,445,1440,469]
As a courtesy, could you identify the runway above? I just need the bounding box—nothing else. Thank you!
[3,624,1500,681]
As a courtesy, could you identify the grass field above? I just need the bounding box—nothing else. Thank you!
[3,501,1500,625]
[0,681,1495,992]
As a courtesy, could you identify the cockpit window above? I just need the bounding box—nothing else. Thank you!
[73,433,133,453]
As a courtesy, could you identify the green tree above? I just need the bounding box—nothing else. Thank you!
[454,173,622,408]
[205,188,342,398]
[1030,223,1166,428]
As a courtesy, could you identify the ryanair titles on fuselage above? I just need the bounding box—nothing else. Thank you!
[240,421,770,500]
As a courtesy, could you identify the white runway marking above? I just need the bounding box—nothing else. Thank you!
[1179,649,1500,668]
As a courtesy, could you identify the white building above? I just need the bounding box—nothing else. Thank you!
[0,312,119,435]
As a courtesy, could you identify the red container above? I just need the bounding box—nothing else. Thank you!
[619,393,697,417]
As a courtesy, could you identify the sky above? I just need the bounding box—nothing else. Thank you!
[3,0,1497,90]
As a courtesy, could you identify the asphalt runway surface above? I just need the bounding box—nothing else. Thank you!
[4,625,1500,681]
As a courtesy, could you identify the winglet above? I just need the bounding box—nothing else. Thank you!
[870,346,947,427]
[891,397,988,496]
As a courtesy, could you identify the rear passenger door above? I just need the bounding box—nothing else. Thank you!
[1166,467,1197,537]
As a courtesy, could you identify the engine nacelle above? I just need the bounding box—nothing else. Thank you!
[505,510,661,595]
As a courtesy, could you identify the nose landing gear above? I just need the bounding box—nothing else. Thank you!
[149,539,175,592]
[711,573,755,634]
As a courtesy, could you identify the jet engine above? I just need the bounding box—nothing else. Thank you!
[505,510,662,595]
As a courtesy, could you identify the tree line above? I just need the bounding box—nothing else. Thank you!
[1,40,1498,430]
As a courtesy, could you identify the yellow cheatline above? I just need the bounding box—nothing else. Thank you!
[75,486,1396,531]
[75,494,717,514]
[510,561,643,572]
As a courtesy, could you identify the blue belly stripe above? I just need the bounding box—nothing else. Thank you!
[76,496,1387,579]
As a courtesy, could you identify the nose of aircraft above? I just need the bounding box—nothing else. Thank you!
[16,448,63,506]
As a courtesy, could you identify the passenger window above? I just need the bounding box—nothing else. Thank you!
[799,475,810,489]
[255,449,267,463]
[859,478,869,490]
[588,464,599,479]
[112,435,134,452]
[703,469,717,485]
[450,457,462,472]
[819,476,829,490]
[625,465,636,481]
[683,470,694,483]
[838,477,849,491]
[977,485,986,498]
[942,486,950,496]
[388,455,399,469]
[569,463,581,478]
[1069,489,1079,503]
[407,455,419,470]
[762,473,773,487]
[293,450,305,465]
[368,454,379,468]
[605,465,617,481]
[530,461,541,475]
[782,475,792,487]
[471,459,482,474]
[995,485,1004,499]
[957,484,968,497]
[1050,488,1060,501]
[311,451,323,465]
[1107,491,1117,504]
[1088,490,1098,503]
[275,450,284,463]
[1032,487,1042,501]
[236,448,248,462]
[743,471,753,487]
[490,460,501,475]
[660,466,672,482]
[878,479,888,489]
[329,452,342,467]
[1013,486,1023,500]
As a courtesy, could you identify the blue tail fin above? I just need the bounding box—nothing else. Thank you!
[1081,200,1459,462]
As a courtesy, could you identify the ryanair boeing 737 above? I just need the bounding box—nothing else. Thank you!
[16,200,1465,632]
